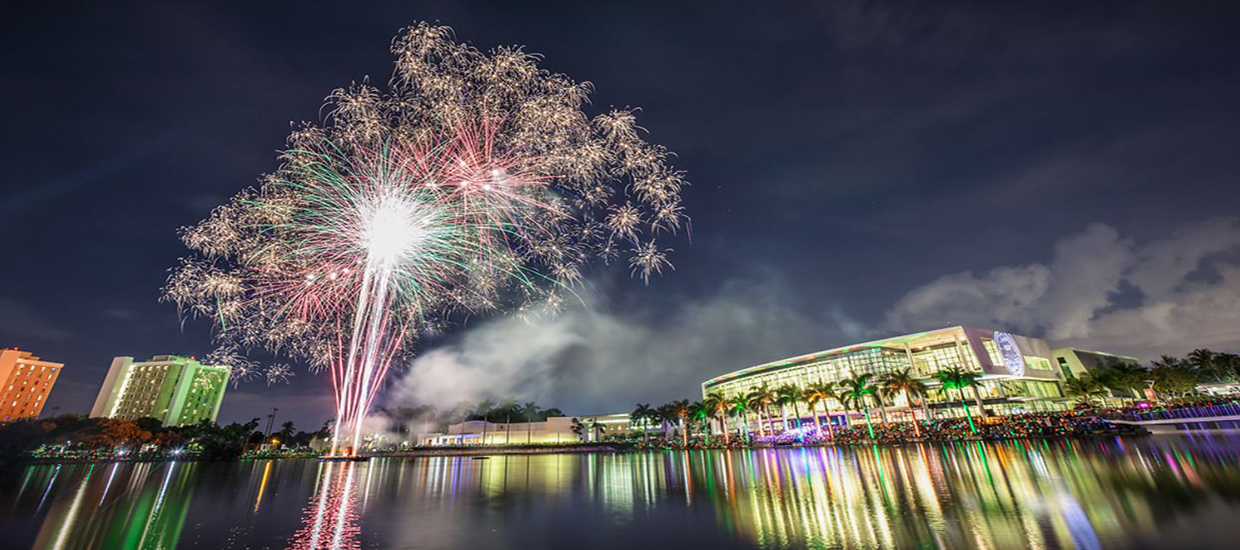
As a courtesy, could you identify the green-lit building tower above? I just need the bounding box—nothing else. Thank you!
[90,355,230,426]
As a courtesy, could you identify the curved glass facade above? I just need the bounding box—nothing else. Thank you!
[702,326,1070,418]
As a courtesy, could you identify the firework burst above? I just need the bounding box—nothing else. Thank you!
[165,23,689,455]
[265,364,295,386]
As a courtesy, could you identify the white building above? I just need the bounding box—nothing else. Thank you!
[420,413,635,446]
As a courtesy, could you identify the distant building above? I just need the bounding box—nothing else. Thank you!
[90,355,230,427]
[1051,348,1140,380]
[0,348,64,421]
[420,413,635,446]
[1196,381,1240,397]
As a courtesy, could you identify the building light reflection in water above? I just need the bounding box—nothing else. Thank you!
[254,460,273,513]
[9,436,1240,549]
[328,439,1235,548]
[29,461,195,549]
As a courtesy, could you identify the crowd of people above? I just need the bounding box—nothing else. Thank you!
[617,403,1198,450]
[1096,397,1240,422]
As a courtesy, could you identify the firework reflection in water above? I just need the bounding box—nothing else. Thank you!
[288,462,363,550]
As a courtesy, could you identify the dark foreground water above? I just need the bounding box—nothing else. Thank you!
[4,436,1240,549]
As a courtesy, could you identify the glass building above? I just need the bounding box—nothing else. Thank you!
[90,355,230,426]
[702,326,1072,421]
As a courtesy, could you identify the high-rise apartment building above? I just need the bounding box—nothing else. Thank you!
[0,348,63,421]
[90,355,230,427]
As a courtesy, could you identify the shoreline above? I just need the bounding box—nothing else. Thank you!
[369,444,626,458]
[10,432,1152,464]
[376,431,1149,458]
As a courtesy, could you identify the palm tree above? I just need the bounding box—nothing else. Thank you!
[1188,348,1216,377]
[871,386,891,426]
[571,417,588,441]
[1188,348,1235,382]
[668,400,691,446]
[911,376,931,422]
[631,403,653,443]
[1097,362,1145,404]
[277,420,296,444]
[687,400,709,441]
[1149,362,1198,400]
[703,393,730,445]
[803,381,837,439]
[966,372,988,417]
[1065,373,1107,407]
[520,402,542,422]
[730,395,751,443]
[880,368,926,438]
[1218,353,1240,382]
[655,404,674,438]
[746,384,778,436]
[839,374,878,439]
[1151,355,1189,370]
[935,367,979,434]
[959,370,984,414]
[776,384,805,432]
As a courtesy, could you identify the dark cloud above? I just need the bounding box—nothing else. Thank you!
[885,217,1240,358]
[2,1,1238,425]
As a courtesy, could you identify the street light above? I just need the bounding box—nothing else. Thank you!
[264,407,280,439]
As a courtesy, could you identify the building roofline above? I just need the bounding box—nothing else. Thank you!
[1052,347,1140,362]
[127,355,230,368]
[703,326,981,388]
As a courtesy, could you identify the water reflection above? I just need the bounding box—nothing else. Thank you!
[27,462,195,549]
[5,436,1240,549]
[288,462,362,550]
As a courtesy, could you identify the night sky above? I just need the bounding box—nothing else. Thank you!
[5,2,1240,429]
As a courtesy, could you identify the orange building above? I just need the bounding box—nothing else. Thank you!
[0,348,64,421]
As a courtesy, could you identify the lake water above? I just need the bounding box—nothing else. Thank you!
[4,435,1240,549]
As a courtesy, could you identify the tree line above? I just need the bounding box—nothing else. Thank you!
[374,399,564,437]
[628,366,990,443]
[0,414,329,462]
[1064,348,1240,406]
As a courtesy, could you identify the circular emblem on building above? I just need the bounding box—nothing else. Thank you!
[992,332,1025,377]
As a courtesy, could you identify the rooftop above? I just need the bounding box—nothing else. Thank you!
[703,326,993,387]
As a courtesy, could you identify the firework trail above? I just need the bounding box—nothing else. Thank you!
[165,23,688,455]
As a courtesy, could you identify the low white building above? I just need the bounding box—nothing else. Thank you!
[420,413,635,446]
[1197,381,1240,397]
